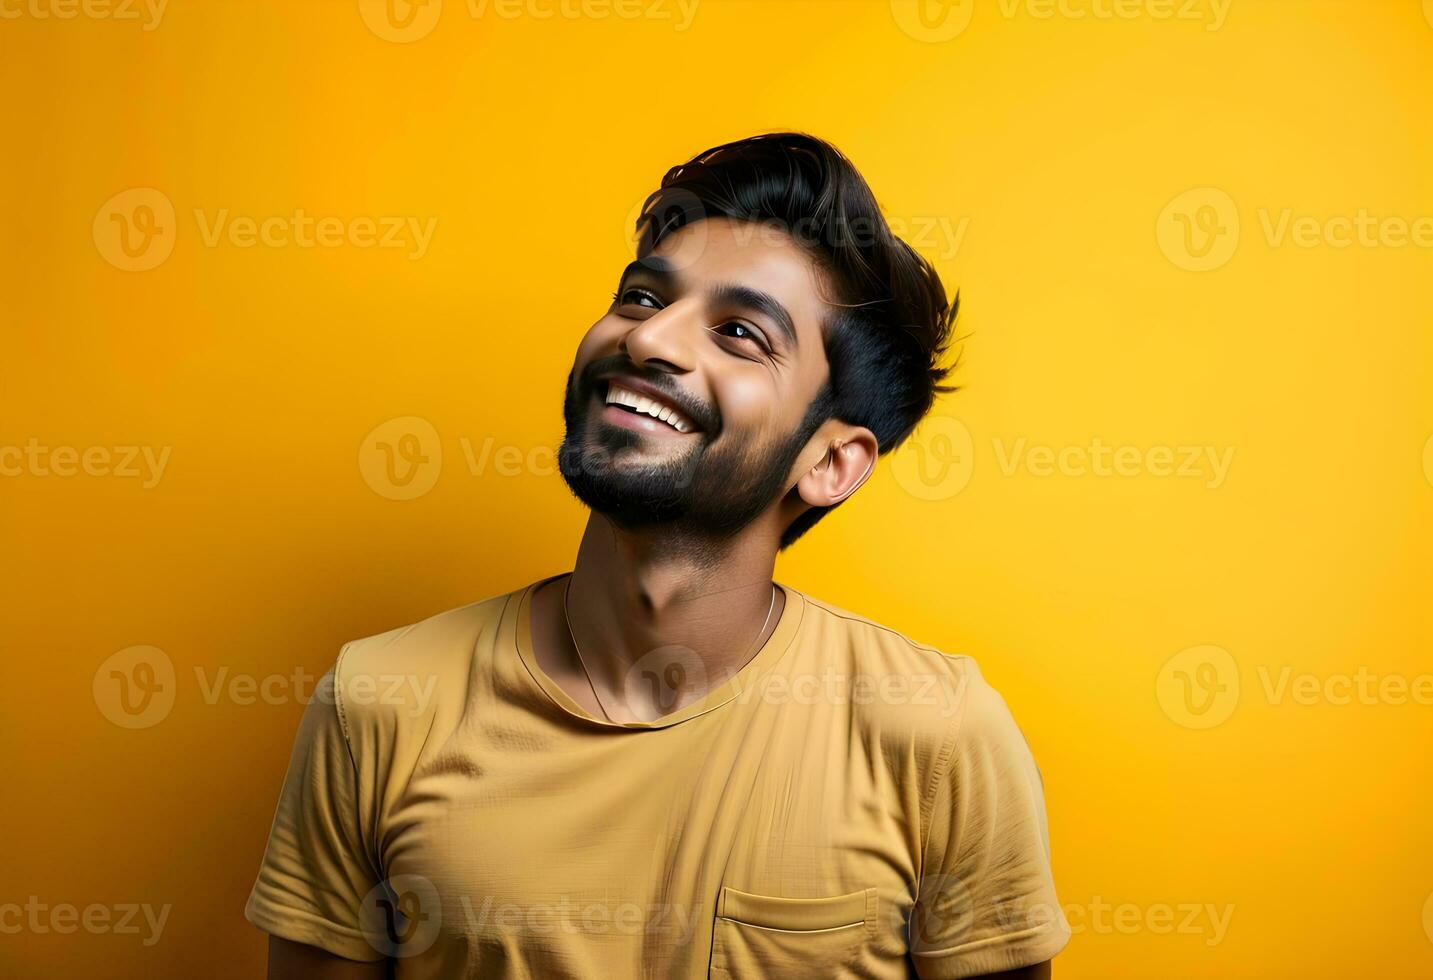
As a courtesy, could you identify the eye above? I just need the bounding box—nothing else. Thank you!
[612,287,661,311]
[712,321,769,352]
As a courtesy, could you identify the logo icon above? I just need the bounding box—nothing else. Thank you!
[361,875,442,957]
[93,188,177,272]
[358,0,442,42]
[93,645,177,729]
[625,187,711,271]
[1156,644,1240,729]
[890,416,974,501]
[359,417,443,500]
[894,873,975,953]
[889,0,974,43]
[1423,434,1433,488]
[1157,187,1240,272]
[622,644,709,721]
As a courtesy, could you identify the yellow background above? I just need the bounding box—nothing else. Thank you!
[3,0,1431,976]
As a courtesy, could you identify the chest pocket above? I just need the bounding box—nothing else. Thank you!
[709,885,878,978]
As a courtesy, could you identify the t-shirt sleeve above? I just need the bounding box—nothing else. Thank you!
[244,652,386,962]
[909,663,1072,978]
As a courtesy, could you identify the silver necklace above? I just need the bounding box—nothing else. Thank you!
[561,577,778,723]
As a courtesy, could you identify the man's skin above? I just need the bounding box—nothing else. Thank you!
[265,218,1053,977]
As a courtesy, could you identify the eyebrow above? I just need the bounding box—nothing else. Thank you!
[617,257,799,351]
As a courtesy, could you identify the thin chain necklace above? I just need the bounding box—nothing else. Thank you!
[561,577,778,723]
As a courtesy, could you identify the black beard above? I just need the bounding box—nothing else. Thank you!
[557,357,822,543]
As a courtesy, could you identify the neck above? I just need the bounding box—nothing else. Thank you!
[563,513,783,717]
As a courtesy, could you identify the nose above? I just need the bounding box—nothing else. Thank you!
[618,300,698,375]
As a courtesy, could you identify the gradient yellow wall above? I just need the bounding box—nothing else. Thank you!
[3,1,1431,976]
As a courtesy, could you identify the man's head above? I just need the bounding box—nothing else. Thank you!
[558,132,957,550]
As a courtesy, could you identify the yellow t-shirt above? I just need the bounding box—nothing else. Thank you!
[245,574,1070,978]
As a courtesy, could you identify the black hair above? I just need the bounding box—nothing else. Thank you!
[633,132,960,548]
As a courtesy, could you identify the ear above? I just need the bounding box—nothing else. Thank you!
[793,423,879,509]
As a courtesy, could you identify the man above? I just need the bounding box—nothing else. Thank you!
[245,133,1071,978]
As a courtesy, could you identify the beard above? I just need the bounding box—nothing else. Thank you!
[557,355,825,543]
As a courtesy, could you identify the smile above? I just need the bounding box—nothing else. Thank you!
[602,382,697,434]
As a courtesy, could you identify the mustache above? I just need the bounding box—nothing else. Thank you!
[578,353,720,434]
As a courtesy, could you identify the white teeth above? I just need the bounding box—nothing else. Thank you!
[604,383,693,433]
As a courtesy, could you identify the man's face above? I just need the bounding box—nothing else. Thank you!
[558,216,834,540]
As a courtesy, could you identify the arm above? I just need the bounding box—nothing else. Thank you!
[907,662,1071,978]
[268,936,391,980]
[244,662,392,971]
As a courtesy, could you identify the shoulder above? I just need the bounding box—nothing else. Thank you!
[794,589,975,712]
[792,589,1039,757]
[789,590,1009,755]
[327,586,517,739]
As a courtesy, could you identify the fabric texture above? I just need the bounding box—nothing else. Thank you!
[245,574,1070,977]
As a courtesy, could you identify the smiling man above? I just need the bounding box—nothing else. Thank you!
[245,133,1071,978]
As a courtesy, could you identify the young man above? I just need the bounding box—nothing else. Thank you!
[246,133,1071,978]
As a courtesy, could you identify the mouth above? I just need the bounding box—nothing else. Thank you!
[598,380,700,437]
